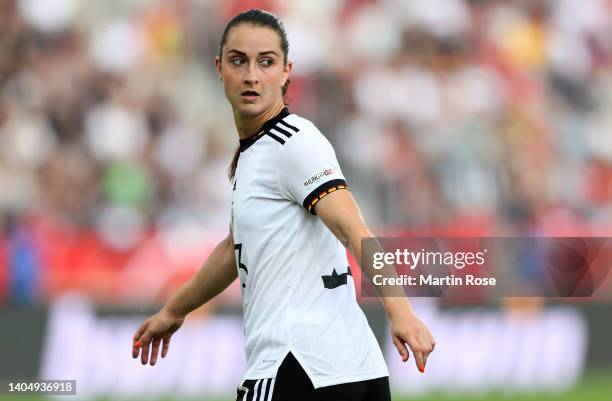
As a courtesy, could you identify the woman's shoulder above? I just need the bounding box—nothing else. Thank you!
[283,112,328,143]
[283,112,315,132]
[277,113,336,160]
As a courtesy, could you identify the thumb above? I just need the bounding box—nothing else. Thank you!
[392,336,409,362]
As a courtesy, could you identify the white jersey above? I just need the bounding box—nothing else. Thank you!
[230,108,388,388]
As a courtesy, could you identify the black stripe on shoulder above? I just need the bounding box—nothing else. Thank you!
[271,124,292,138]
[302,179,349,215]
[266,131,285,145]
[278,119,299,133]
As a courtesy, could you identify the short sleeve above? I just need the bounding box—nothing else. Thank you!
[278,126,349,214]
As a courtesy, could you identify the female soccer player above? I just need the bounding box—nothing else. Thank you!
[132,9,435,401]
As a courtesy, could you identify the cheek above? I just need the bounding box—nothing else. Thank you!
[222,74,239,92]
[263,69,285,89]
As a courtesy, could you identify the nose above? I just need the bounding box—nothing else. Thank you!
[244,62,259,85]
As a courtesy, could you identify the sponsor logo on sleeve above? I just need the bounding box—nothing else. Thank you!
[303,168,335,187]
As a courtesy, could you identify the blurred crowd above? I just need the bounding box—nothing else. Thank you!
[1,0,612,304]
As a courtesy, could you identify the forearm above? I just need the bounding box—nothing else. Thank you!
[316,190,416,318]
[163,234,237,318]
[316,190,435,370]
[349,229,434,371]
[346,228,415,319]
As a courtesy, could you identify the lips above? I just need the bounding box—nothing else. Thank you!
[241,90,259,103]
[241,90,259,101]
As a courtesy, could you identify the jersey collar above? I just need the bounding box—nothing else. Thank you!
[239,107,290,153]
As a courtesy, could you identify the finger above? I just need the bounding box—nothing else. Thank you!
[132,339,140,359]
[133,321,148,341]
[150,338,161,366]
[132,342,140,359]
[413,349,425,373]
[407,337,425,372]
[392,336,409,362]
[137,323,158,365]
[132,322,148,358]
[161,337,171,358]
[428,332,436,352]
[141,337,151,365]
[138,329,154,348]
[418,335,431,369]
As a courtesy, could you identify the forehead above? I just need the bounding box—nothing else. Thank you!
[224,24,282,55]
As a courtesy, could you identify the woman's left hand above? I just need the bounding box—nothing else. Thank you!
[388,307,435,373]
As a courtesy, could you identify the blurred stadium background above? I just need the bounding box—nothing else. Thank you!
[1,0,611,400]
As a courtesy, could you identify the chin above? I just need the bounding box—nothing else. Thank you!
[235,102,267,117]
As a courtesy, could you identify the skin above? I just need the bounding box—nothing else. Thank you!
[315,190,435,371]
[132,23,434,373]
[215,24,292,139]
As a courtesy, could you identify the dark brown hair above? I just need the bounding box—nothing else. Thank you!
[220,9,291,180]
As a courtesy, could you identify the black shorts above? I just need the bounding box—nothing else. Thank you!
[236,352,391,401]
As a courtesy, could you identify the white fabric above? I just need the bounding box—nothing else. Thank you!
[231,112,388,388]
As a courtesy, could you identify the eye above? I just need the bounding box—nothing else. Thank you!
[259,58,273,66]
[231,57,244,66]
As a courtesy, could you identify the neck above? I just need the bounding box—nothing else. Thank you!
[234,101,285,139]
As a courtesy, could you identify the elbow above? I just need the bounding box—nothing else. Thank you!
[223,233,234,252]
[335,223,357,250]
[337,221,372,250]
[336,231,350,249]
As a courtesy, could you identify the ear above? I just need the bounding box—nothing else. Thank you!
[215,56,223,82]
[282,61,293,87]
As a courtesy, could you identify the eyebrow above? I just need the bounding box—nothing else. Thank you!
[226,49,279,57]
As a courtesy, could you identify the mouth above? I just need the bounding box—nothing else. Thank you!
[241,90,259,102]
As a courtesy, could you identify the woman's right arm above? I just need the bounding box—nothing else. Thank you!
[132,232,238,366]
[163,232,238,317]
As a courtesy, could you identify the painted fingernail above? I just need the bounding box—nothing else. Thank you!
[135,341,142,347]
[419,364,425,373]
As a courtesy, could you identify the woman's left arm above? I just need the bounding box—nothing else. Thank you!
[315,189,435,373]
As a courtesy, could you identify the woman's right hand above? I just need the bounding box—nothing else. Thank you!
[132,309,185,366]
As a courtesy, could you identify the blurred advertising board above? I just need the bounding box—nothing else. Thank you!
[2,296,611,398]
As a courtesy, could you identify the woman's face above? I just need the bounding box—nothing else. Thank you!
[216,24,291,118]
